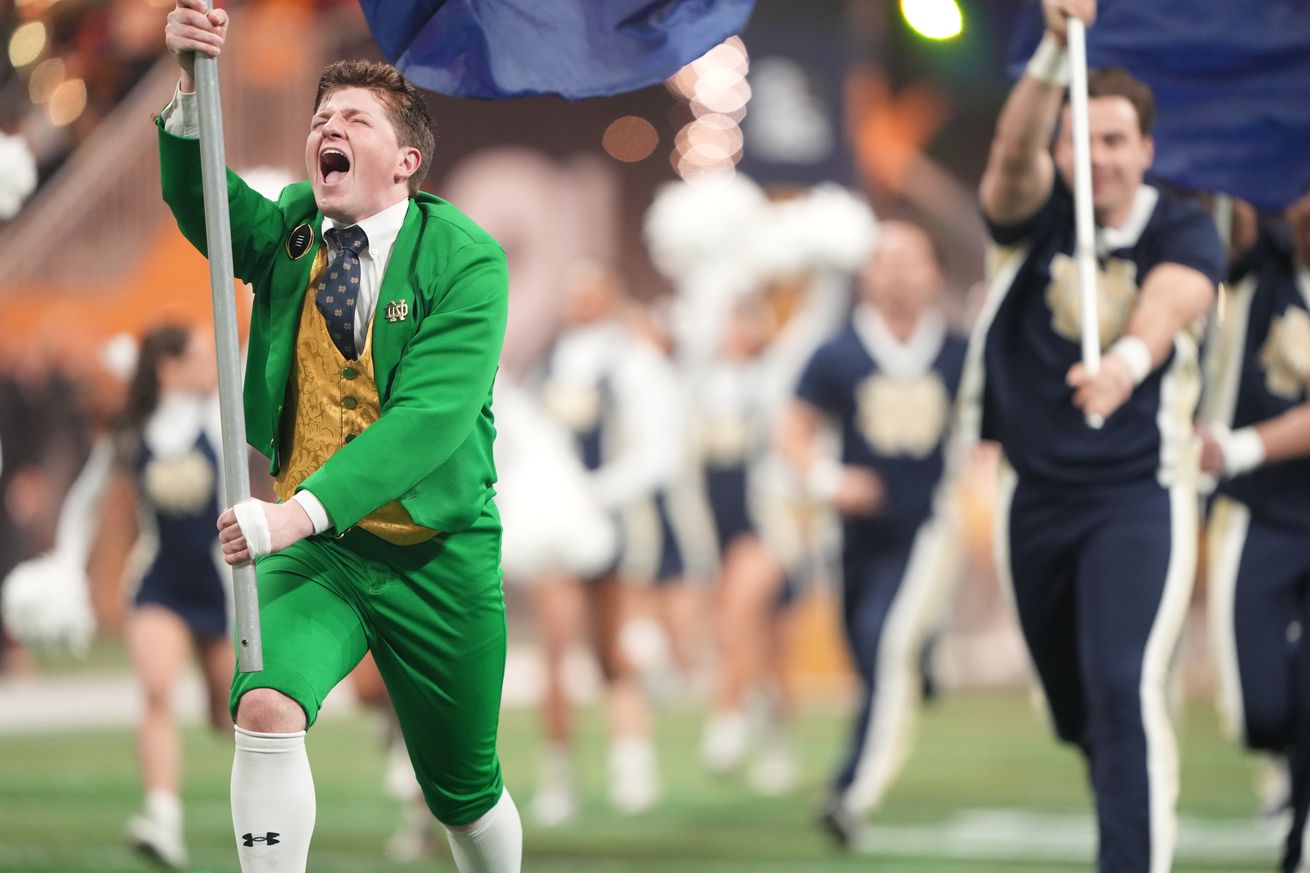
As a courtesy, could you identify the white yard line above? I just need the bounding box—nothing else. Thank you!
[859,808,1281,865]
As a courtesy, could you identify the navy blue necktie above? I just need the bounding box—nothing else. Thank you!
[318,225,368,360]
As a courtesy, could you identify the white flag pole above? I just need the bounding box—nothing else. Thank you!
[1067,19,1104,429]
[192,4,262,673]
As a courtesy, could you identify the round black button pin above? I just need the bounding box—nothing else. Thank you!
[286,223,314,260]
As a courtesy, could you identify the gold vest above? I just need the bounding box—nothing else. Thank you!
[273,249,437,545]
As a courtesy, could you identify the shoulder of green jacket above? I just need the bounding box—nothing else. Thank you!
[411,192,504,253]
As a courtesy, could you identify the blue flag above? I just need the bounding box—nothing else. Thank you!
[359,0,756,101]
[1010,0,1310,211]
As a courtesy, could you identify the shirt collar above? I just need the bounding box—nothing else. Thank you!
[852,302,946,378]
[322,197,410,260]
[554,321,625,380]
[1097,184,1159,257]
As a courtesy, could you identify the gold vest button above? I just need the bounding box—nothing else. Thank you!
[344,433,357,444]
[342,366,356,380]
[343,396,357,410]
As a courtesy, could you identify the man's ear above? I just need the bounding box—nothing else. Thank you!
[395,146,421,186]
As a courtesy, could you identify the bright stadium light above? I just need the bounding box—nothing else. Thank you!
[901,0,964,40]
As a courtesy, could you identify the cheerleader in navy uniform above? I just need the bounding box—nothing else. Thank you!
[779,221,966,846]
[1200,192,1310,873]
[115,325,232,870]
[696,291,802,791]
[643,176,877,792]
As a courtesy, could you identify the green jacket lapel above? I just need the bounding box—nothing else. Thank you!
[371,200,421,401]
[264,213,324,409]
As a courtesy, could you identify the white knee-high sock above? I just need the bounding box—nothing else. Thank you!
[231,727,315,873]
[444,789,522,873]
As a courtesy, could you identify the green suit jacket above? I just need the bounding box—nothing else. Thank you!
[158,122,507,535]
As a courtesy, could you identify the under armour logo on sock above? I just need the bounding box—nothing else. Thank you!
[241,832,281,847]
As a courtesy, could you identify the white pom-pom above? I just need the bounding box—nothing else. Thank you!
[644,179,878,364]
[751,184,878,277]
[493,383,617,581]
[0,133,38,220]
[643,174,768,284]
[1,552,95,657]
[240,166,297,201]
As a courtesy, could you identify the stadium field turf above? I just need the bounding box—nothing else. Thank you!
[0,690,1276,872]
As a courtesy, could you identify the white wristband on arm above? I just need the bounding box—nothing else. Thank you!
[291,490,331,534]
[1026,32,1070,87]
[806,458,845,503]
[1108,336,1153,386]
[1217,425,1266,477]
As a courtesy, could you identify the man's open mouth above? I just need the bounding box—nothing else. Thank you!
[320,148,351,183]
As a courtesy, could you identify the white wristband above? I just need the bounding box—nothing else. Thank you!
[1025,33,1070,86]
[806,458,844,503]
[1109,336,1153,386]
[232,501,273,559]
[291,490,331,534]
[1218,425,1266,477]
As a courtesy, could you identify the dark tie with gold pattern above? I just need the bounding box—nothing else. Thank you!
[318,225,368,360]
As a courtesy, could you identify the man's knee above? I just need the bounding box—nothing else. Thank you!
[429,781,506,830]
[438,787,514,834]
[235,688,307,733]
[444,814,477,834]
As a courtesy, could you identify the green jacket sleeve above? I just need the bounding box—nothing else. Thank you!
[157,120,288,285]
[300,241,509,530]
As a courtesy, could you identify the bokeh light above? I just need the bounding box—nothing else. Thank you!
[602,116,659,163]
[47,78,88,127]
[664,37,751,181]
[28,57,65,104]
[901,0,964,40]
[9,21,47,69]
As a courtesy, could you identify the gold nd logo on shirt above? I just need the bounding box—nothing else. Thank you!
[1261,307,1310,400]
[1044,253,1139,347]
[855,373,949,459]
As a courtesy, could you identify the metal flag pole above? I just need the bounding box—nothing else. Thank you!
[192,6,262,673]
[1067,18,1103,429]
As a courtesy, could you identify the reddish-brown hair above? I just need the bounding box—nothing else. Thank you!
[314,60,435,194]
[1085,67,1156,136]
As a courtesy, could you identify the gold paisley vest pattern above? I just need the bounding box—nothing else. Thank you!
[273,248,438,545]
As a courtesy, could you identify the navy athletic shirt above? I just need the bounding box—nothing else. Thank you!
[796,305,967,547]
[980,180,1225,487]
[1215,221,1310,529]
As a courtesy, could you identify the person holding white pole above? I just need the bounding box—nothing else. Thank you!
[160,3,521,872]
[970,0,1224,870]
[1200,190,1310,873]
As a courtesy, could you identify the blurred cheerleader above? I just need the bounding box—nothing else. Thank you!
[526,262,684,825]
[645,179,877,794]
[694,289,803,792]
[112,324,231,870]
